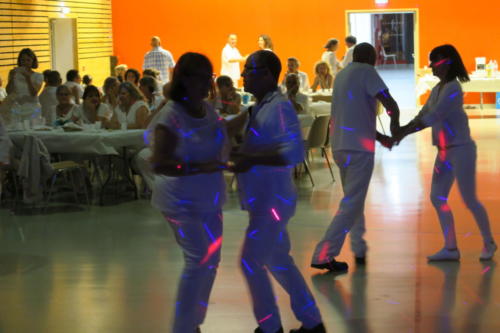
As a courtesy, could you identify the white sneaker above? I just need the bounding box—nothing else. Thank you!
[427,248,460,261]
[480,242,497,261]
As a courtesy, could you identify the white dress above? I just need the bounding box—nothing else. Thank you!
[64,81,84,103]
[72,103,113,124]
[1,68,43,122]
[114,100,149,127]
[38,86,58,124]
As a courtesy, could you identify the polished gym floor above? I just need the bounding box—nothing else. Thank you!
[1,114,499,333]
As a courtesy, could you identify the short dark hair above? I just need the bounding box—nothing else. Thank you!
[353,43,377,66]
[56,84,71,96]
[170,52,213,103]
[430,44,470,83]
[66,69,80,82]
[143,68,160,79]
[125,68,141,84]
[17,48,38,69]
[252,50,281,83]
[47,70,61,86]
[43,69,52,80]
[215,75,233,89]
[82,85,101,100]
[82,75,92,85]
[139,76,157,94]
[346,36,357,45]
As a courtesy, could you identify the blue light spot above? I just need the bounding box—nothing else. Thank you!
[242,259,254,274]
[199,301,208,308]
[203,223,215,242]
[340,126,354,131]
[272,266,288,271]
[178,228,185,238]
[348,91,353,100]
[213,192,220,206]
[449,91,460,100]
[250,127,260,136]
[343,154,352,167]
[438,196,448,201]
[443,122,455,137]
[248,229,259,239]
[275,194,292,205]
[444,161,452,170]
[248,197,256,204]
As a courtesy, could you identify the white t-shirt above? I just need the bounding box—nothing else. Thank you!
[38,86,58,124]
[7,69,43,119]
[221,44,243,83]
[416,80,473,148]
[322,51,340,75]
[64,81,84,103]
[341,46,355,68]
[114,100,149,127]
[331,62,388,153]
[282,71,310,92]
[151,100,229,213]
[0,87,7,101]
[72,103,112,124]
[295,92,310,114]
[237,90,304,214]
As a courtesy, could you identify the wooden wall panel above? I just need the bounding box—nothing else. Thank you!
[0,0,113,87]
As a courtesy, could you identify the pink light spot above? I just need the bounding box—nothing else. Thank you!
[200,236,222,265]
[440,204,451,212]
[438,130,447,161]
[271,208,281,221]
[360,138,375,152]
[166,218,181,225]
[176,164,182,169]
[482,266,491,275]
[318,243,330,263]
[258,314,273,324]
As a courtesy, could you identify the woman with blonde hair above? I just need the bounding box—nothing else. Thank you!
[257,34,274,51]
[311,61,333,92]
[102,76,120,109]
[110,82,149,129]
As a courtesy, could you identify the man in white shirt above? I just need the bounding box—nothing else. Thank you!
[143,36,175,84]
[322,38,342,75]
[340,35,357,68]
[39,70,61,125]
[282,57,310,91]
[230,50,325,333]
[221,34,246,87]
[311,43,401,273]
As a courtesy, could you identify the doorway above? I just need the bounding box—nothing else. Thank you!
[50,18,77,77]
[347,10,418,110]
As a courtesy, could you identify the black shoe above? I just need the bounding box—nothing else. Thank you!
[311,259,348,272]
[196,327,201,333]
[355,256,366,265]
[255,327,284,333]
[290,323,326,333]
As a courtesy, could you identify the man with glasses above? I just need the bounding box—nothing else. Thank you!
[229,50,326,333]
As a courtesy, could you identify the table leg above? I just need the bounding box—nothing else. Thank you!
[99,155,113,205]
[480,92,484,110]
[122,147,138,200]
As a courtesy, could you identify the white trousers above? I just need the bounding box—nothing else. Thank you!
[430,142,493,248]
[312,151,374,264]
[241,209,322,333]
[132,148,154,190]
[163,210,223,333]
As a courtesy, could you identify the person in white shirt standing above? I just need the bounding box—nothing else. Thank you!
[322,38,342,75]
[221,34,246,87]
[38,70,61,125]
[230,50,326,333]
[143,36,175,84]
[340,36,357,68]
[311,43,400,273]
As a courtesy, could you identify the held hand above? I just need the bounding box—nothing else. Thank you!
[377,134,395,150]
[228,152,254,173]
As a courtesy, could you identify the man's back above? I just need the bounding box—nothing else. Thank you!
[331,62,387,153]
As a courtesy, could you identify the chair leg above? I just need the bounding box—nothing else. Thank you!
[303,160,314,187]
[79,168,91,208]
[68,170,80,205]
[44,173,59,212]
[322,147,335,182]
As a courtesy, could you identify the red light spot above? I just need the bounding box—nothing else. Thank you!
[318,243,330,262]
[440,204,451,212]
[360,138,375,152]
[200,236,222,265]
[438,130,447,161]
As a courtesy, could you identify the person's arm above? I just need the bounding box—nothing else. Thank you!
[376,131,394,149]
[22,71,42,97]
[225,108,248,138]
[71,85,80,104]
[151,124,226,176]
[375,89,400,136]
[311,76,320,92]
[5,69,16,94]
[128,105,150,129]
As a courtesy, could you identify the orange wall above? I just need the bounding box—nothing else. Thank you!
[112,0,500,104]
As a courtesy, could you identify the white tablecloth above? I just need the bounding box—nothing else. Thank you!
[309,102,331,117]
[9,129,146,155]
[416,75,500,96]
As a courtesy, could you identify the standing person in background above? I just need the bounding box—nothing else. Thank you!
[82,75,93,89]
[322,38,342,75]
[143,36,175,84]
[39,70,61,124]
[115,64,128,83]
[394,44,497,261]
[1,48,44,123]
[282,57,310,92]
[257,34,274,51]
[64,69,84,105]
[0,75,8,103]
[0,116,12,199]
[340,36,357,68]
[221,34,246,87]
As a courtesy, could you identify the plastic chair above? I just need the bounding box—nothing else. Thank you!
[381,47,397,67]
[45,160,90,209]
[303,115,335,186]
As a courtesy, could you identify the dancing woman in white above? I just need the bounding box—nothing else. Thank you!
[395,44,496,261]
[150,53,228,333]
